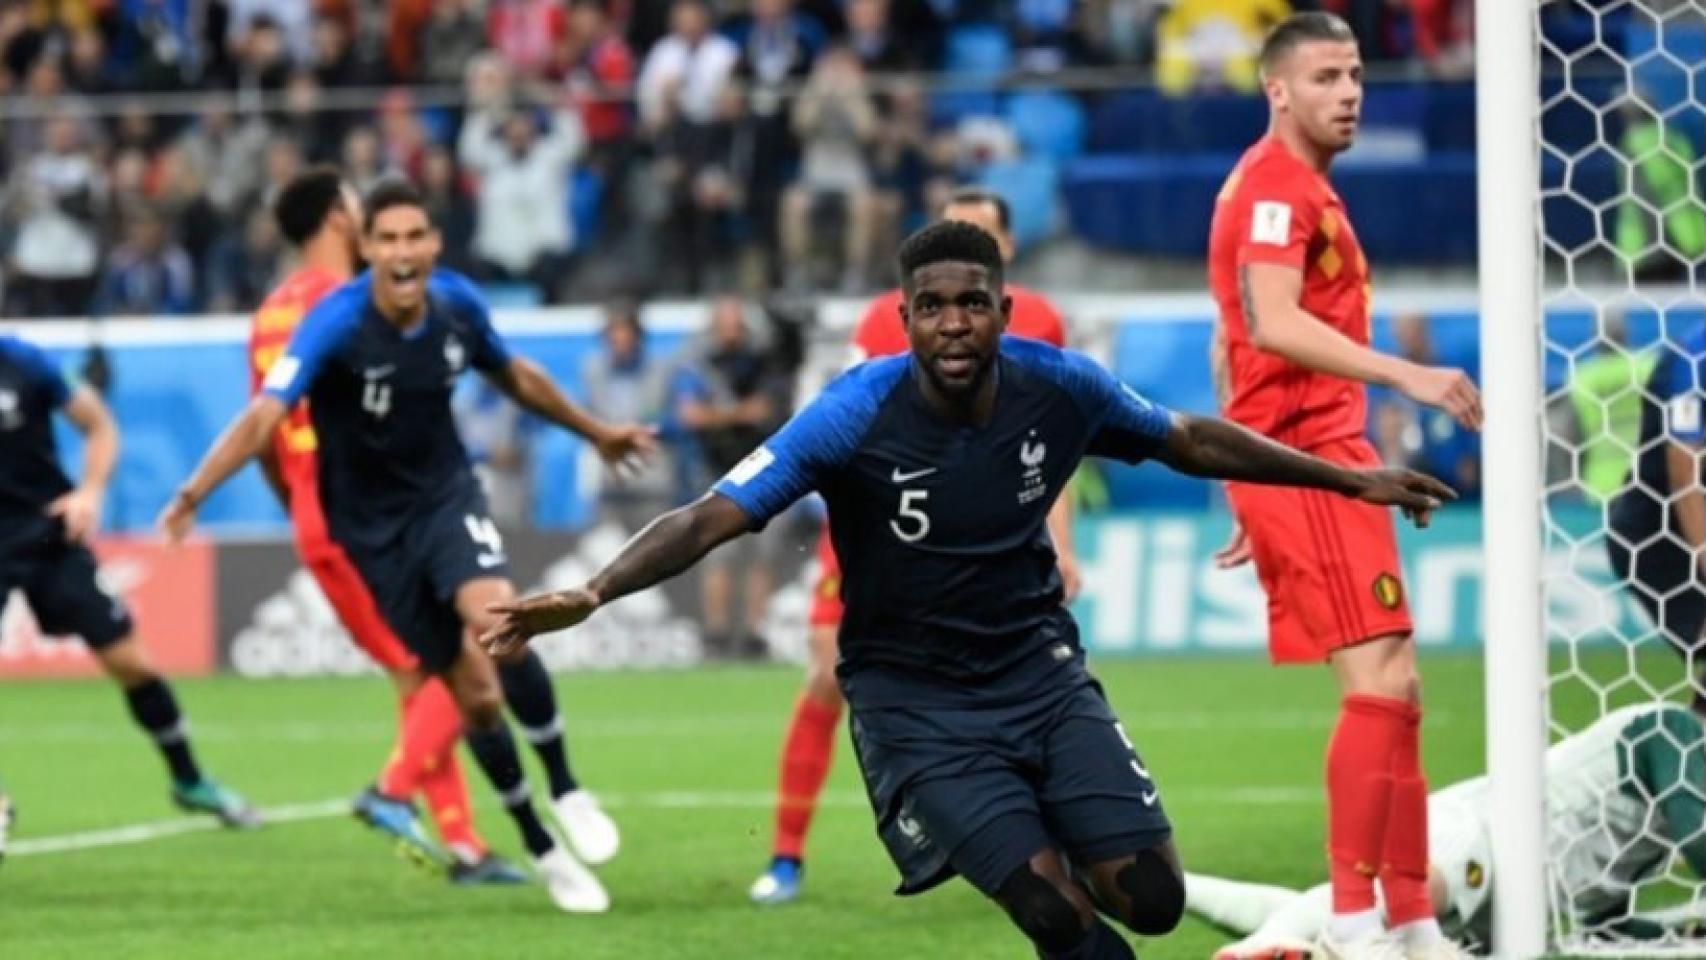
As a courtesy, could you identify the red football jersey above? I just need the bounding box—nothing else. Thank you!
[850,283,1067,361]
[247,267,345,495]
[1208,135,1373,449]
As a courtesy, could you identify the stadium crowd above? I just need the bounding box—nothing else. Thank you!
[0,0,1473,317]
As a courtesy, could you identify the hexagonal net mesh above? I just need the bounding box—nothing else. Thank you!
[1540,1,1706,953]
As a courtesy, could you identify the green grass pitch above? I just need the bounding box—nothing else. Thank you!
[0,651,1668,958]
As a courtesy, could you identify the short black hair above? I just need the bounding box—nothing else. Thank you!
[1259,12,1357,74]
[273,164,347,248]
[363,176,427,233]
[941,187,1011,234]
[896,220,1004,292]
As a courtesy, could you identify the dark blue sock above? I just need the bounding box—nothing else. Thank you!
[123,679,201,787]
[1048,919,1135,960]
[464,722,554,857]
[499,650,578,797]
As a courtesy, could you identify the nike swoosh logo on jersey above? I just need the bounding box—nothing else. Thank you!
[363,364,396,379]
[1141,790,1158,807]
[892,467,938,484]
[476,553,506,569]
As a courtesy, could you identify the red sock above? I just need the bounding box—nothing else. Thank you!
[420,752,487,857]
[1380,701,1433,926]
[1326,695,1409,913]
[773,694,842,860]
[379,680,465,799]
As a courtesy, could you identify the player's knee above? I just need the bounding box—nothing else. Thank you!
[1107,850,1185,936]
[96,638,155,688]
[995,864,1091,954]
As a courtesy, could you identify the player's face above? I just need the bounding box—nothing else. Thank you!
[1268,40,1362,153]
[901,262,1011,397]
[941,201,1015,264]
[363,204,441,316]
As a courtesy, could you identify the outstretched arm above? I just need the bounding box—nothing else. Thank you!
[1156,413,1455,526]
[157,395,289,542]
[485,355,657,469]
[479,493,752,657]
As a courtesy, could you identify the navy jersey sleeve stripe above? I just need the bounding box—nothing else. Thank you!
[261,280,366,407]
[1001,336,1173,463]
[0,335,70,408]
[430,269,512,372]
[713,356,906,526]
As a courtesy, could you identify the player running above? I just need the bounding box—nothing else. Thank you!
[481,221,1456,957]
[750,187,1078,905]
[251,166,523,884]
[160,178,654,913]
[0,334,258,828]
[1189,703,1706,957]
[1607,323,1706,716]
[1207,13,1481,959]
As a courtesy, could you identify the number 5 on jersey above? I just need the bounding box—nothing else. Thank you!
[891,489,930,543]
[465,514,507,569]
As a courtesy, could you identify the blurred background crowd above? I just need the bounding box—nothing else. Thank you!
[0,0,1484,319]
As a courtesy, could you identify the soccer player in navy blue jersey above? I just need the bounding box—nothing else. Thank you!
[0,334,259,827]
[159,178,656,913]
[481,221,1455,956]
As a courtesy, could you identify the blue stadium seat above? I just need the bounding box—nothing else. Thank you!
[929,90,1003,128]
[945,25,1012,76]
[569,167,603,246]
[1005,90,1087,162]
[481,283,544,308]
[977,157,1059,251]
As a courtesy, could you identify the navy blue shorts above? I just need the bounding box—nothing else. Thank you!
[340,491,511,673]
[849,675,1172,897]
[1608,496,1706,654]
[0,529,133,650]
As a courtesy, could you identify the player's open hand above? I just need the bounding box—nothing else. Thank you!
[480,587,601,659]
[1398,364,1483,432]
[1213,522,1253,568]
[1348,467,1457,528]
[594,424,660,480]
[156,490,198,545]
[46,487,102,545]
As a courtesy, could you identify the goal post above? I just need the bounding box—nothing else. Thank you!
[1477,0,1548,957]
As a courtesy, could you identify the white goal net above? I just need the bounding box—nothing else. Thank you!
[1535,0,1706,954]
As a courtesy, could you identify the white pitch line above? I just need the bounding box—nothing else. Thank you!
[8,786,1318,859]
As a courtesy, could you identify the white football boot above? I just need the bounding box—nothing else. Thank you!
[533,844,611,913]
[551,789,620,866]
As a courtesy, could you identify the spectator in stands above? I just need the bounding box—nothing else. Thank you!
[418,0,487,87]
[459,95,586,304]
[309,12,381,89]
[1154,0,1289,94]
[559,0,636,167]
[113,0,197,91]
[728,0,825,281]
[1567,311,1657,503]
[1371,311,1481,499]
[464,49,515,124]
[174,99,268,221]
[488,0,568,79]
[259,133,303,209]
[652,82,749,293]
[106,147,152,230]
[869,80,954,273]
[419,143,477,275]
[781,45,879,292]
[845,0,923,72]
[225,0,313,66]
[636,0,739,134]
[228,14,294,106]
[95,205,196,316]
[376,88,430,181]
[65,28,119,95]
[339,123,386,196]
[581,299,678,534]
[153,145,223,282]
[204,204,281,312]
[675,295,791,658]
[4,115,106,317]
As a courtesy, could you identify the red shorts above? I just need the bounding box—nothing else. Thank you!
[289,480,418,673]
[807,528,844,627]
[1226,436,1413,664]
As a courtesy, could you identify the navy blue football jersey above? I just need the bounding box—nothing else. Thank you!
[261,269,512,550]
[0,335,74,538]
[714,336,1173,706]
